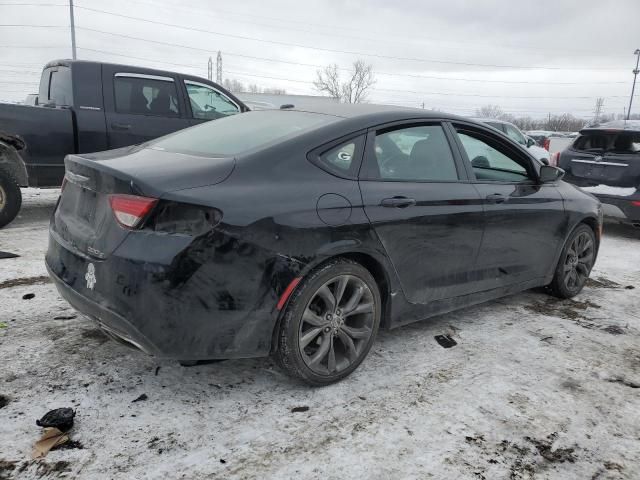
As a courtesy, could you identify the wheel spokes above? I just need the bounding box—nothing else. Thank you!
[298,273,376,376]
[343,286,364,314]
[316,284,336,312]
[309,333,331,367]
[334,275,350,308]
[344,301,373,317]
[337,330,358,362]
[300,326,324,349]
[341,325,372,339]
[302,309,327,327]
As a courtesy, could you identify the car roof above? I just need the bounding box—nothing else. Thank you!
[286,103,471,124]
[581,119,640,132]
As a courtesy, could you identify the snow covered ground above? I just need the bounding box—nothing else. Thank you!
[0,188,639,480]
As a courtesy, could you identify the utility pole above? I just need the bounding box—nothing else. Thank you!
[69,0,77,60]
[593,97,604,123]
[216,51,222,84]
[627,49,640,120]
[207,56,212,81]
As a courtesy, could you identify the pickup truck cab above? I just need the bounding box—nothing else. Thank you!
[0,59,248,227]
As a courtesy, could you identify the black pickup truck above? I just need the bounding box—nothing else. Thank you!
[0,59,248,227]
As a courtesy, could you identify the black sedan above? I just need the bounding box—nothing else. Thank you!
[46,105,602,385]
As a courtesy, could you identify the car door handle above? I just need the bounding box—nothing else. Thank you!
[111,122,131,131]
[486,193,506,204]
[381,197,416,208]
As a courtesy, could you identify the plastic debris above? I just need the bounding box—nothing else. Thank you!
[132,393,148,403]
[32,428,69,459]
[36,408,75,432]
[434,334,457,348]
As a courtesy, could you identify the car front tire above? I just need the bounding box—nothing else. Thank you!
[275,258,381,386]
[0,168,22,228]
[548,224,596,298]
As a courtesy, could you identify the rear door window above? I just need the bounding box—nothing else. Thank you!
[114,74,180,116]
[362,124,459,181]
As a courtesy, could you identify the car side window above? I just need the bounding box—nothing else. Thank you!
[455,129,530,182]
[185,81,240,120]
[504,124,526,146]
[321,141,357,173]
[114,74,180,116]
[368,125,459,181]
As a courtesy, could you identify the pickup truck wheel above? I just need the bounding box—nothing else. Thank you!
[0,169,22,228]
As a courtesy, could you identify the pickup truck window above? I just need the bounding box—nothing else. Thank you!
[47,67,73,106]
[114,74,180,117]
[184,80,240,120]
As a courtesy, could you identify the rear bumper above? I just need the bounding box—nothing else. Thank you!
[593,194,640,224]
[45,226,285,360]
[46,262,160,355]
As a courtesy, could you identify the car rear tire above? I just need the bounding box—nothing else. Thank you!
[0,168,21,228]
[548,224,596,299]
[275,258,381,386]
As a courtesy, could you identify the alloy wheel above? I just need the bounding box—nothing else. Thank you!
[298,274,375,375]
[0,185,5,211]
[563,231,594,291]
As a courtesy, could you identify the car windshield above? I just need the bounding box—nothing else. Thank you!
[573,131,640,154]
[150,110,339,156]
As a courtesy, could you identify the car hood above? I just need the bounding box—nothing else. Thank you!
[74,145,235,196]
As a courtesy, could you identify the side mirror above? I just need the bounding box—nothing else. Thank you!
[539,165,564,183]
[526,137,535,148]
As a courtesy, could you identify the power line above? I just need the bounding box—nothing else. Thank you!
[0,24,67,27]
[221,69,631,101]
[73,37,629,87]
[118,0,628,59]
[71,6,627,71]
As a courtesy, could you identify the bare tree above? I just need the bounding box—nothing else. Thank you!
[223,79,245,93]
[475,104,505,119]
[314,60,375,103]
[263,87,286,95]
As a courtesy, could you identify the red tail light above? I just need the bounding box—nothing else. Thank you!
[109,194,157,229]
[543,138,550,151]
[632,201,640,207]
[550,152,560,167]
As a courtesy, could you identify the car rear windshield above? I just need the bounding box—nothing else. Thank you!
[573,131,640,154]
[150,110,339,157]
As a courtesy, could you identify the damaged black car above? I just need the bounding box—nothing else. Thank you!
[46,105,602,385]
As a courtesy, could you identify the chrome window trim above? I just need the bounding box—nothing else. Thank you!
[571,159,628,167]
[115,72,175,82]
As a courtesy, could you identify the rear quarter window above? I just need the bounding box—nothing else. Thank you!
[39,66,73,106]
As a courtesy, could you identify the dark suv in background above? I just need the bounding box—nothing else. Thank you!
[554,120,640,227]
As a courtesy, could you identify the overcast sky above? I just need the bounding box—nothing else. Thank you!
[1,0,638,119]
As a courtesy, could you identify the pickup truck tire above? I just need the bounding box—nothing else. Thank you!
[0,168,22,228]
